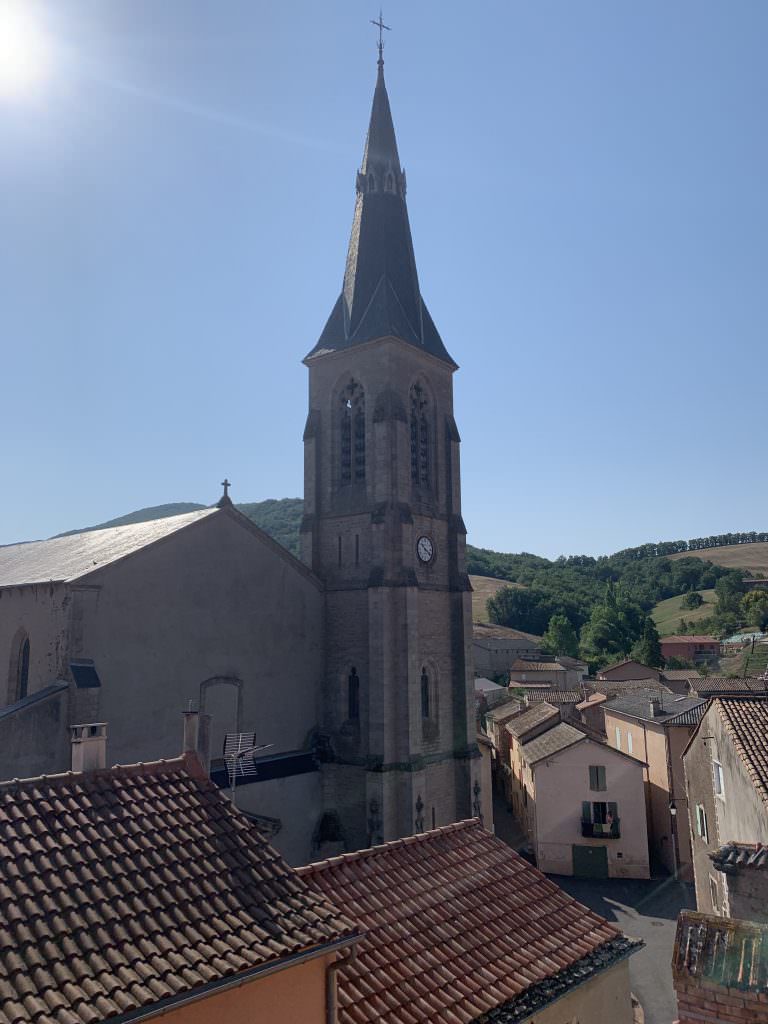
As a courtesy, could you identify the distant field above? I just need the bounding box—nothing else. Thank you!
[669,543,768,576]
[651,589,717,636]
[469,575,523,623]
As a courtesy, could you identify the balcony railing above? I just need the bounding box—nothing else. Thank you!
[581,819,621,839]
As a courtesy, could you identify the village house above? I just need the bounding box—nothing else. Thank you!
[660,635,721,663]
[709,842,768,923]
[598,659,661,683]
[682,696,768,916]
[576,691,611,734]
[472,622,541,679]
[508,657,586,688]
[484,698,524,784]
[603,691,707,879]
[505,702,561,815]
[672,911,768,1024]
[688,675,768,698]
[517,723,650,879]
[0,724,359,1024]
[518,687,582,712]
[299,820,643,1024]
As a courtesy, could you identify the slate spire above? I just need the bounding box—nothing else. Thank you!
[306,55,454,366]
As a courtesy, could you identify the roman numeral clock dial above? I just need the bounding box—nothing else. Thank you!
[417,536,434,564]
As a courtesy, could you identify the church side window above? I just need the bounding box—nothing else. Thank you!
[420,667,430,719]
[410,383,431,488]
[340,381,365,486]
[16,636,30,702]
[348,668,360,721]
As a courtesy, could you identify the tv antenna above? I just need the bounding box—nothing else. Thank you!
[224,731,273,808]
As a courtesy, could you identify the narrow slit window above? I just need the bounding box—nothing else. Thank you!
[421,668,430,719]
[348,668,360,720]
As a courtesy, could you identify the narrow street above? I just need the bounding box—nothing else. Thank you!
[492,792,695,1024]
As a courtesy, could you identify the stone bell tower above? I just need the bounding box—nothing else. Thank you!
[301,47,478,852]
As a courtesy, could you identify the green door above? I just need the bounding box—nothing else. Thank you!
[572,844,609,878]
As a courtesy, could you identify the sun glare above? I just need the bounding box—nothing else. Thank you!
[0,0,51,97]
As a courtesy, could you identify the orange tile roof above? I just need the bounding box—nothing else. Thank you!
[0,754,357,1024]
[299,820,640,1024]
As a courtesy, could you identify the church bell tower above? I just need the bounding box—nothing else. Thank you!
[301,46,478,852]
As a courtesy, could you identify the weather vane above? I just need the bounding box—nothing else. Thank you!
[370,9,390,63]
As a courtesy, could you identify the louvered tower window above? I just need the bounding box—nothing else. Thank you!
[340,381,365,485]
[410,384,430,488]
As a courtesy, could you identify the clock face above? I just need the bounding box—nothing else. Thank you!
[417,536,434,564]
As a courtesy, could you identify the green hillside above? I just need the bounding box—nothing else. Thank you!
[651,589,717,636]
[56,498,304,557]
[57,503,206,536]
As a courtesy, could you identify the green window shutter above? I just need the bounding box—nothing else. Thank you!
[598,766,606,790]
[581,800,591,822]
[589,766,597,790]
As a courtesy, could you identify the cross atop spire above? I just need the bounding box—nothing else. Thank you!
[217,479,233,508]
[305,35,455,368]
[370,10,390,66]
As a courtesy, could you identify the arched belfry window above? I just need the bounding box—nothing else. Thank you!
[340,380,366,485]
[410,383,431,488]
[348,667,360,721]
[16,636,29,702]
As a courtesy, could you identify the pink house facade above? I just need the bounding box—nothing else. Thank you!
[521,726,650,879]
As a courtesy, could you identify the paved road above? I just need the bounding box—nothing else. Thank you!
[552,875,695,1024]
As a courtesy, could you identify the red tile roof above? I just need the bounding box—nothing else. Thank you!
[299,820,639,1024]
[0,755,357,1024]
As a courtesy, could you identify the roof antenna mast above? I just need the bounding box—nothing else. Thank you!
[370,9,390,66]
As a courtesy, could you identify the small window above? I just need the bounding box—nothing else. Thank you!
[696,804,709,842]
[615,726,621,750]
[713,761,725,800]
[421,668,430,719]
[17,636,30,701]
[348,668,360,721]
[627,731,634,755]
[589,765,607,792]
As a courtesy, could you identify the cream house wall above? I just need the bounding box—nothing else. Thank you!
[523,959,633,1024]
[605,708,697,879]
[530,738,649,878]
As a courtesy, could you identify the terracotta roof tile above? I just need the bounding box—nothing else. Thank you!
[0,755,357,1024]
[298,820,640,1024]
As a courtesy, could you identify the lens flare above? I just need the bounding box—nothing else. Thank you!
[0,1,51,97]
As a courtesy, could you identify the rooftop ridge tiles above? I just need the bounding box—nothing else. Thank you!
[297,818,483,877]
[0,754,199,795]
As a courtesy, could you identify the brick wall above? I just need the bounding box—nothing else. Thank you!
[675,978,768,1022]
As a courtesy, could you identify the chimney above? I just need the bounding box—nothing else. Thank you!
[182,707,211,772]
[71,723,108,772]
[649,698,662,718]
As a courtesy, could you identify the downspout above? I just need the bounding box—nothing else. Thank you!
[327,944,358,1024]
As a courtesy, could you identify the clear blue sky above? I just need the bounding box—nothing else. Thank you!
[2,1,766,557]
